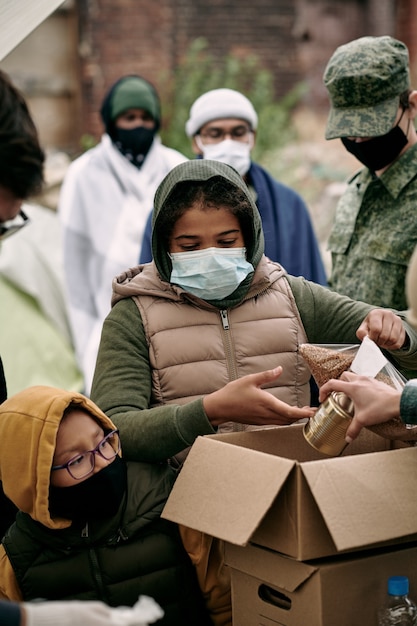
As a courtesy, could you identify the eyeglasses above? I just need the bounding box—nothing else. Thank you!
[51,429,121,480]
[198,125,253,144]
[0,210,29,241]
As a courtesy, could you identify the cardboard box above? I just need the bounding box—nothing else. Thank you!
[162,424,417,560]
[225,541,417,626]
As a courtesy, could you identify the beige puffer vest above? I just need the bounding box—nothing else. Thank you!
[132,258,310,433]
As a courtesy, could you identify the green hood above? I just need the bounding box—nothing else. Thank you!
[151,160,265,307]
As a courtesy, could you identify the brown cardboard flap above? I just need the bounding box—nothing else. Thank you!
[207,424,329,461]
[227,543,417,626]
[302,446,417,551]
[162,435,295,545]
[225,542,316,592]
[163,427,417,560]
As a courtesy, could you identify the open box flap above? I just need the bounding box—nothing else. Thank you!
[162,435,295,545]
[301,446,417,552]
[225,542,317,592]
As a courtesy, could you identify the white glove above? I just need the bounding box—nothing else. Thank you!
[109,596,164,626]
[23,595,164,626]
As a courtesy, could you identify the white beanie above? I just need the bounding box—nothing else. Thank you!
[185,88,258,137]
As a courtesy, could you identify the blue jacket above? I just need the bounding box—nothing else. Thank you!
[140,161,327,286]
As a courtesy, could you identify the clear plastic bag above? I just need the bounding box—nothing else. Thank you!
[374,361,407,391]
[300,339,417,442]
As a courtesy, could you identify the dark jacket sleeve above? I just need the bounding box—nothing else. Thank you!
[0,356,7,404]
[0,356,15,538]
[139,210,153,264]
[0,601,21,626]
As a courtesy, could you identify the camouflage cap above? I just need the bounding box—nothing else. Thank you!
[324,36,410,139]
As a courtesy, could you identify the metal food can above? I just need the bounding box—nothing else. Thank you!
[303,391,354,456]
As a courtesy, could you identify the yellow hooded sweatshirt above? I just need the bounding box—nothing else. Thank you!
[0,385,117,600]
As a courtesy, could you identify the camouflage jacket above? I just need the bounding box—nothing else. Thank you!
[328,142,417,310]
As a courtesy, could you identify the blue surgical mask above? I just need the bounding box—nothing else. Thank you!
[169,247,254,300]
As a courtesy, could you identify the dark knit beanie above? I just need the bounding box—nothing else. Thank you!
[100,75,161,138]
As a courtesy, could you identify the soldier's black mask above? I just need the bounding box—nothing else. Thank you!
[341,110,409,172]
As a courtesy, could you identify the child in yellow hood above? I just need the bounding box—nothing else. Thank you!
[0,385,209,626]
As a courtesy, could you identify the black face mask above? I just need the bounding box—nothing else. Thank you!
[341,112,409,172]
[49,455,127,522]
[113,126,155,168]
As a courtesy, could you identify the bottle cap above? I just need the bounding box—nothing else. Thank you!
[388,576,409,596]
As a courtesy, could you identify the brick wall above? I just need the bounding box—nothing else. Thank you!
[172,0,299,95]
[76,0,405,144]
[77,0,176,139]
[76,0,305,140]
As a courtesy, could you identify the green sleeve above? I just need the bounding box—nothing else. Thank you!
[90,298,215,463]
[286,275,417,374]
[400,380,417,425]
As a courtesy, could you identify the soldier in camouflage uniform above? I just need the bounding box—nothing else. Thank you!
[323,35,417,312]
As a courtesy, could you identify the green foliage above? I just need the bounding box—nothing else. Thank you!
[158,37,305,161]
[79,133,98,153]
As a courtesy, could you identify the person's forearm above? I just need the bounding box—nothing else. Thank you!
[111,400,214,462]
[288,276,417,373]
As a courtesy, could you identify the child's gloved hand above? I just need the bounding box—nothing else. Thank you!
[23,595,163,626]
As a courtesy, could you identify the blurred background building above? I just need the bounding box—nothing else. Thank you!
[1,0,416,267]
[2,0,416,154]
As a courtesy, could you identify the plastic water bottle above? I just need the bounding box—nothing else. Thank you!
[378,576,417,625]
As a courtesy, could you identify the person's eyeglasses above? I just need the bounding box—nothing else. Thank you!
[0,210,29,241]
[198,125,252,144]
[51,429,121,480]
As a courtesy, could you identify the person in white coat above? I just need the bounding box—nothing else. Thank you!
[58,75,187,394]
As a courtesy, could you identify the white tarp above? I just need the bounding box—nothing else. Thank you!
[0,0,65,61]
